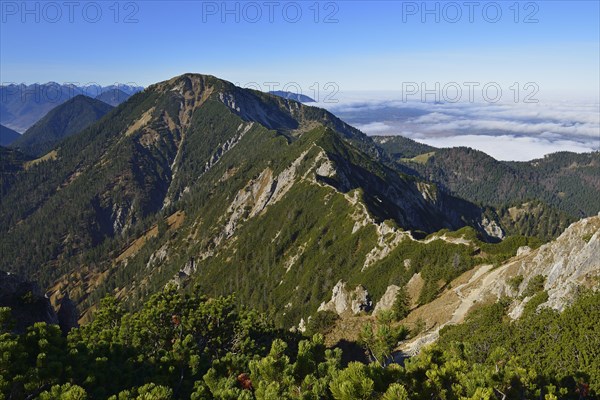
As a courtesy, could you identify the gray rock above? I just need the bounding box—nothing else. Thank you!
[318,280,372,315]
[373,285,401,315]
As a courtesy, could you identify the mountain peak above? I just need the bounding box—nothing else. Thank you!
[152,73,233,93]
[10,95,113,157]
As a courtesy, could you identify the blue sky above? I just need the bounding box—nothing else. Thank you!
[1,1,599,100]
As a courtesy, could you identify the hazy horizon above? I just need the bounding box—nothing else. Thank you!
[1,1,599,160]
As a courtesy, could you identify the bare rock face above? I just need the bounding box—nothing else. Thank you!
[318,281,349,314]
[373,285,401,315]
[351,285,372,314]
[297,317,308,333]
[452,214,600,319]
[182,257,196,276]
[170,256,198,288]
[399,215,600,356]
[57,292,79,336]
[508,214,600,316]
[481,216,505,240]
[318,280,372,315]
[0,271,58,333]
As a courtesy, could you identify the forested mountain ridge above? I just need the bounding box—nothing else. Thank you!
[9,95,114,157]
[373,138,599,238]
[1,73,505,327]
[371,135,436,159]
[511,151,600,216]
[1,73,597,331]
[395,145,599,216]
[0,83,143,132]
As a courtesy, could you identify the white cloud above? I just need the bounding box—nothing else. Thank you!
[415,134,597,162]
[353,122,394,134]
[326,95,600,161]
[410,112,454,124]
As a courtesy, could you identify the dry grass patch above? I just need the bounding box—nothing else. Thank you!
[24,150,57,170]
[116,211,185,263]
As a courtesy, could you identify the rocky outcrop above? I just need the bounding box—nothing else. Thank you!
[507,214,600,315]
[223,149,311,241]
[297,317,308,333]
[362,223,411,271]
[399,215,600,356]
[373,285,401,315]
[318,280,373,315]
[0,271,58,333]
[480,216,505,240]
[170,257,197,288]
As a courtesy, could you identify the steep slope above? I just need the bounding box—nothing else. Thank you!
[96,89,131,106]
[511,152,600,217]
[0,124,20,146]
[318,214,599,353]
[1,74,500,326]
[397,214,600,355]
[9,95,114,157]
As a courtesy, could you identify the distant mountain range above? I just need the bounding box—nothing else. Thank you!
[95,89,133,106]
[0,83,143,132]
[269,90,315,102]
[9,95,114,157]
[0,124,20,146]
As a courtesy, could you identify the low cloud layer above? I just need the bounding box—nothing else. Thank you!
[322,96,600,161]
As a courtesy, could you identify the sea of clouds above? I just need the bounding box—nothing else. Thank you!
[318,93,600,161]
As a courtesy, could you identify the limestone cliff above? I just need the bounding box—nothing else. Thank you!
[399,214,600,355]
[318,280,373,315]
